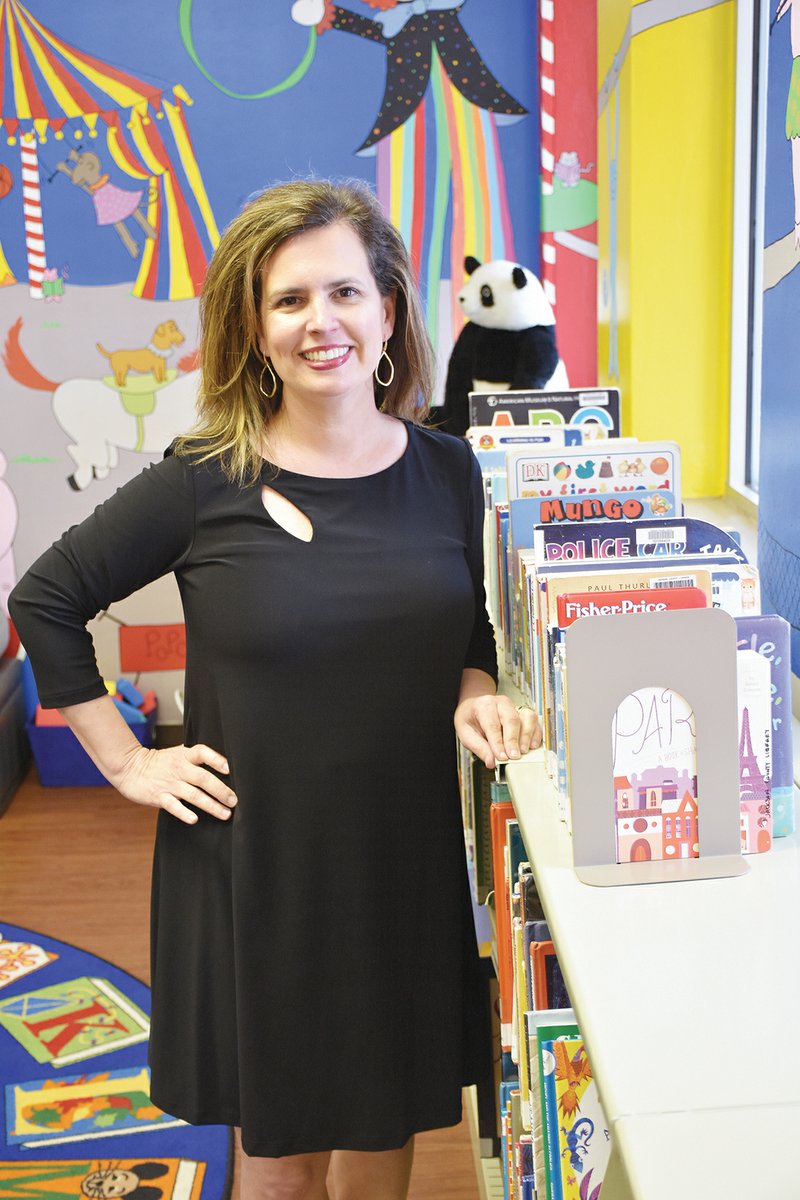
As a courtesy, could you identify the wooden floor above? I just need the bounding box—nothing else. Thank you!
[0,767,481,1200]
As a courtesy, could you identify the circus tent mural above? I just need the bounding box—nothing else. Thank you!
[0,0,218,300]
[0,0,534,721]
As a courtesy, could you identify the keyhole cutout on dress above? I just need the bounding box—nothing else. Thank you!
[261,485,314,542]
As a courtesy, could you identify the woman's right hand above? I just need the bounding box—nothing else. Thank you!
[113,743,237,825]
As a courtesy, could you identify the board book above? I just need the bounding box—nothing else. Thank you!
[736,613,794,836]
[736,648,772,854]
[468,387,621,438]
[468,425,583,450]
[505,440,680,504]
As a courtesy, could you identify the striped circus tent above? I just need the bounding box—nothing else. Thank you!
[0,0,218,299]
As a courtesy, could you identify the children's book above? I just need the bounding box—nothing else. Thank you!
[528,1011,578,1200]
[510,487,680,527]
[611,686,699,864]
[538,564,715,762]
[556,585,708,626]
[5,1065,185,1146]
[0,1158,205,1200]
[551,1037,611,1200]
[736,613,794,836]
[0,976,150,1065]
[736,648,772,854]
[530,939,572,1011]
[538,553,755,627]
[468,387,621,438]
[0,932,57,989]
[495,504,511,659]
[506,440,679,504]
[491,786,517,1040]
[468,425,583,450]
[540,1040,564,1200]
[533,516,748,565]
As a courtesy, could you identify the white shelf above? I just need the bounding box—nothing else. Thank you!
[505,752,800,1198]
[464,1085,504,1200]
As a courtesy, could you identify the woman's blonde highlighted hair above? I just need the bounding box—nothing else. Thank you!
[174,178,436,485]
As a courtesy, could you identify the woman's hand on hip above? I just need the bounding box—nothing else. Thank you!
[113,743,237,825]
[454,693,542,770]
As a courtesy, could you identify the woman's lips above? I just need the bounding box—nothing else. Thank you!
[301,345,352,368]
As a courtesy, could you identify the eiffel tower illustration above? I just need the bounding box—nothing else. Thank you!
[739,706,769,805]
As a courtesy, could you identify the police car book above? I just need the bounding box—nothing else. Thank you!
[532,516,747,566]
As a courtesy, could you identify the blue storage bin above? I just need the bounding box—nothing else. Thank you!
[26,709,157,787]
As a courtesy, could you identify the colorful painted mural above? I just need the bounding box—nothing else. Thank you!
[758,0,800,672]
[0,0,536,716]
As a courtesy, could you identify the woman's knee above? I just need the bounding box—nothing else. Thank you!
[235,1131,331,1200]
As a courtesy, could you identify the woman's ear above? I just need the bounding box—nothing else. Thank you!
[382,290,396,341]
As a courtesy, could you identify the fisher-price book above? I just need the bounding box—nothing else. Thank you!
[535,563,716,756]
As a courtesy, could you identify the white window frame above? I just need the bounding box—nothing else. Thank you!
[729,0,769,504]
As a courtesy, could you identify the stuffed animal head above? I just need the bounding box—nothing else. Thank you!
[456,256,555,332]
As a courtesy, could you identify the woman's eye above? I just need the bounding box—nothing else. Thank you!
[275,296,299,307]
[337,286,358,298]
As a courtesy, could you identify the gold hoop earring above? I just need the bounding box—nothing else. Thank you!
[374,342,395,388]
[259,356,277,400]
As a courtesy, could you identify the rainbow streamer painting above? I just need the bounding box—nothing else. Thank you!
[376,58,516,352]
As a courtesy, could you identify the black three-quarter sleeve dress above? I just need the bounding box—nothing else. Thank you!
[9,420,498,1157]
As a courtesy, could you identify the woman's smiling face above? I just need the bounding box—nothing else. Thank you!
[258,221,395,409]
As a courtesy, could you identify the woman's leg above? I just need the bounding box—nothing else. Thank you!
[329,1137,415,1200]
[235,1128,332,1200]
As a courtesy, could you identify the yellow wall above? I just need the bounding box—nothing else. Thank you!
[597,0,736,497]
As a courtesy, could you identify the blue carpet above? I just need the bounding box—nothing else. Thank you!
[0,923,233,1200]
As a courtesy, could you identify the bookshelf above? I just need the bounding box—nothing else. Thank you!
[503,751,800,1198]
[464,1085,504,1200]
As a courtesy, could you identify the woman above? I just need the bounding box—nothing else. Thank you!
[10,179,540,1200]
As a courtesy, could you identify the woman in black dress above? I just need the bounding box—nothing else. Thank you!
[10,179,540,1200]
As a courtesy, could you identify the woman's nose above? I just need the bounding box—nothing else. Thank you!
[306,294,337,331]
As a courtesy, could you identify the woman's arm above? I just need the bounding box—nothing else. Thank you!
[454,666,541,770]
[59,693,236,825]
[10,452,236,823]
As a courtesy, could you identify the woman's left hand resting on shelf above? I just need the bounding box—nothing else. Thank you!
[454,668,542,770]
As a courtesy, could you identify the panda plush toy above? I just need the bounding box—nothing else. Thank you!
[435,256,569,437]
